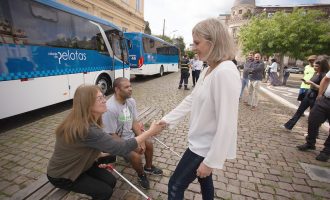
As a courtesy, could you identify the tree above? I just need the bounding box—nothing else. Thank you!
[155,35,172,43]
[144,21,151,34]
[239,8,330,60]
[173,36,186,55]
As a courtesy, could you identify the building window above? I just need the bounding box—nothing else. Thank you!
[136,0,141,12]
[122,27,128,32]
[239,10,242,14]
[232,11,235,15]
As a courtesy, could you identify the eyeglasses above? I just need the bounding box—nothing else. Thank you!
[96,95,106,102]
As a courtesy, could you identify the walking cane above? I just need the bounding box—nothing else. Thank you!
[105,164,152,200]
[152,136,182,158]
[141,127,182,158]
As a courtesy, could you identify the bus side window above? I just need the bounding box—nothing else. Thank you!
[96,34,108,54]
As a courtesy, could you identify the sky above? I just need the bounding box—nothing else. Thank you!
[144,0,235,46]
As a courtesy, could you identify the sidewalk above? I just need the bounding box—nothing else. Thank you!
[0,72,329,200]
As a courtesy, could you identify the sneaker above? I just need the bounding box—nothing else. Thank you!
[280,125,291,132]
[297,143,316,151]
[184,87,190,90]
[144,165,163,175]
[316,152,330,162]
[138,173,150,189]
[178,85,182,89]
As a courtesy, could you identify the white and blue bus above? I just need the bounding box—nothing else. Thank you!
[124,32,179,77]
[0,0,130,119]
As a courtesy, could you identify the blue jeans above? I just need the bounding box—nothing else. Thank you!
[240,78,249,98]
[168,148,214,200]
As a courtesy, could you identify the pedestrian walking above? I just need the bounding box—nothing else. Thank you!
[191,53,203,87]
[297,59,330,162]
[240,52,254,99]
[46,85,164,199]
[282,56,329,131]
[178,54,190,90]
[269,58,281,86]
[282,66,290,86]
[159,18,240,200]
[247,53,265,110]
[298,55,317,101]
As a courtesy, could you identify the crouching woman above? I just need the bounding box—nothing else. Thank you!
[47,85,164,200]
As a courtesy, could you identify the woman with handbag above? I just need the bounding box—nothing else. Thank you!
[282,56,329,131]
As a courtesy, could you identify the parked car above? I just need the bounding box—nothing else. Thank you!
[287,67,304,74]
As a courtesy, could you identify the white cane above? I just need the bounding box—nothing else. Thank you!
[105,164,151,200]
[152,136,182,158]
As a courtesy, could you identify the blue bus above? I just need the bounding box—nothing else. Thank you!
[0,0,130,119]
[124,32,179,77]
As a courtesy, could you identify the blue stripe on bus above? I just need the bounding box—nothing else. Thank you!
[0,44,128,81]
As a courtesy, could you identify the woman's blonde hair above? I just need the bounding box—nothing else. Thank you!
[192,18,236,63]
[55,85,103,143]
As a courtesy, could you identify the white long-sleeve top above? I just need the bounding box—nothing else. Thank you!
[269,62,278,73]
[162,60,241,169]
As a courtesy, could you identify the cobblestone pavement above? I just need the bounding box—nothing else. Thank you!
[0,71,329,200]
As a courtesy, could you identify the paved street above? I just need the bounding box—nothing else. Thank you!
[0,71,330,200]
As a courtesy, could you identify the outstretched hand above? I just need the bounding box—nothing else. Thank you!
[148,120,166,136]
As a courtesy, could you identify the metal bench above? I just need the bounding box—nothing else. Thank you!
[11,107,160,200]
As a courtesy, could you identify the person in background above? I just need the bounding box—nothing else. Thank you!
[247,53,265,110]
[269,58,281,86]
[178,54,190,90]
[297,57,330,162]
[191,53,204,87]
[283,66,290,86]
[282,56,329,131]
[298,55,317,101]
[240,52,254,99]
[159,18,241,200]
[46,85,164,199]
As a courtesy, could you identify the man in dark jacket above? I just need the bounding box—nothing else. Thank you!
[178,55,190,90]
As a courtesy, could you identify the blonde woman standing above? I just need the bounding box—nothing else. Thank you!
[159,18,241,200]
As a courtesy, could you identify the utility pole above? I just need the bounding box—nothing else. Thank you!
[162,19,165,37]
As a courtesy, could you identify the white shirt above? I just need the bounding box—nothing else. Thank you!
[162,61,241,169]
[324,71,330,97]
[269,62,278,73]
[191,59,203,71]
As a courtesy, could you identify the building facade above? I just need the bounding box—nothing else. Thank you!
[57,0,145,32]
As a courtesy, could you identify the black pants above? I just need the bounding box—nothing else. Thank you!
[284,94,316,130]
[306,96,330,154]
[47,163,116,200]
[179,71,189,86]
[192,70,201,86]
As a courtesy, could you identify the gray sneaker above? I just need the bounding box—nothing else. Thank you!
[138,173,150,189]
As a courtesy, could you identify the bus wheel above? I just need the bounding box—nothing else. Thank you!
[97,76,111,95]
[159,66,164,77]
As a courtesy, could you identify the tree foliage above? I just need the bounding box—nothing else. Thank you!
[239,8,330,60]
[155,35,186,55]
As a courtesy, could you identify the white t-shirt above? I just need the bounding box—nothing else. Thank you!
[191,59,203,71]
[324,71,330,97]
[102,96,138,140]
[162,60,241,169]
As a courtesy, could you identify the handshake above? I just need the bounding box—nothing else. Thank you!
[140,120,168,137]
